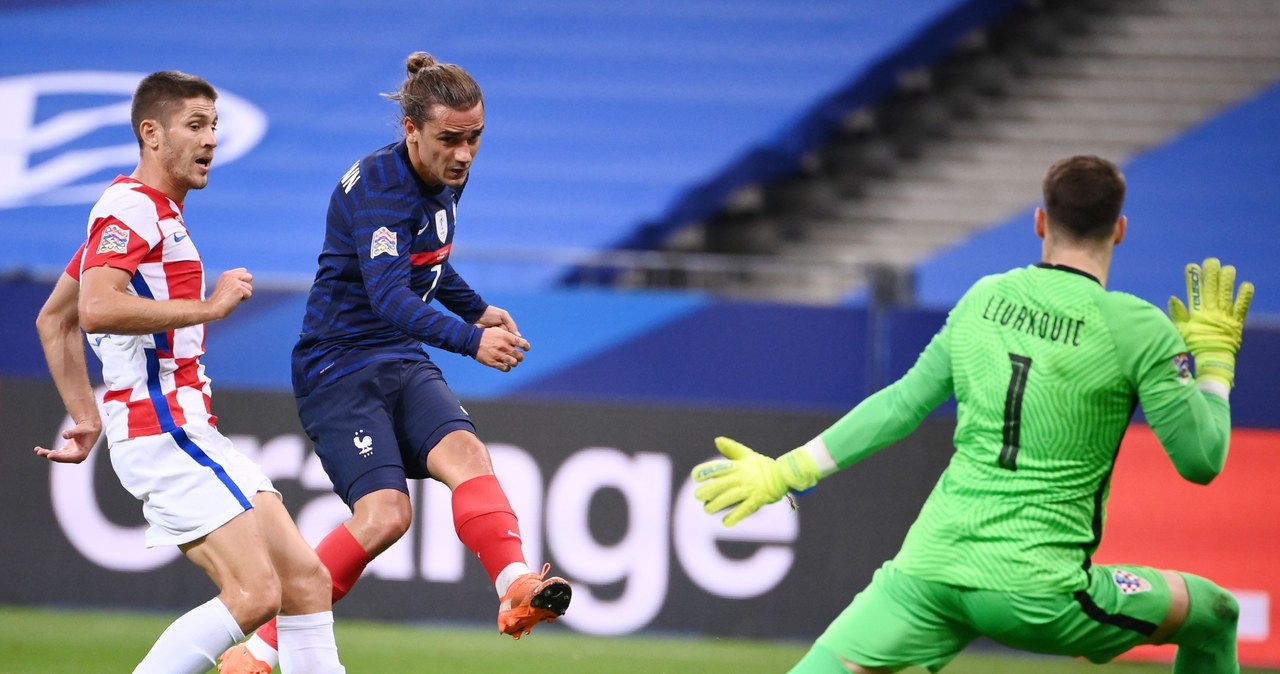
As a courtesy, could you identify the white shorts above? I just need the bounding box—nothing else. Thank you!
[109,423,276,547]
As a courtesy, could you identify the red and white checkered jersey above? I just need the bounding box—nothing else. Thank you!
[79,175,217,442]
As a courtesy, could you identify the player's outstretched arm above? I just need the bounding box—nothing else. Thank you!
[691,437,822,527]
[1168,257,1254,395]
[1148,257,1254,485]
[693,324,955,527]
[79,266,253,334]
[34,273,101,463]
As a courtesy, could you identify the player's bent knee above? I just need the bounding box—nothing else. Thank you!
[290,555,332,595]
[426,430,494,487]
[1173,573,1239,645]
[364,507,411,545]
[351,490,413,549]
[280,558,333,613]
[788,644,888,674]
[224,575,284,631]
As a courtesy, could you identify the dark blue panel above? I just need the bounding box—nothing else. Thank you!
[1228,322,1280,429]
[0,278,62,379]
[513,302,870,413]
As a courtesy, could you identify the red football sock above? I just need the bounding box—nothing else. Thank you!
[452,474,526,583]
[257,523,374,650]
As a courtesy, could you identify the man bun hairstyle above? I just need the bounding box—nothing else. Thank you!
[384,51,484,126]
[130,70,217,148]
[1042,155,1127,242]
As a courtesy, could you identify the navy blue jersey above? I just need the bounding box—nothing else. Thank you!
[292,141,488,396]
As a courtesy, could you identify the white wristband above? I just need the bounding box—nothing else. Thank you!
[802,437,839,477]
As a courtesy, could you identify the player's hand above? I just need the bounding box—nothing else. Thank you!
[34,418,101,464]
[1168,258,1254,389]
[475,305,524,340]
[206,268,254,321]
[691,437,820,527]
[475,327,531,373]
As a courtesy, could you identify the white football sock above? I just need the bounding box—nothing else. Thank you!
[278,611,345,673]
[244,631,280,667]
[495,561,532,596]
[133,597,243,674]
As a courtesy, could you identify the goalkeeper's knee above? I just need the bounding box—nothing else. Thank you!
[787,644,855,674]
[1172,572,1238,651]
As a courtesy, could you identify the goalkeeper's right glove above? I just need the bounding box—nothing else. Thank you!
[691,437,821,528]
[1168,257,1254,390]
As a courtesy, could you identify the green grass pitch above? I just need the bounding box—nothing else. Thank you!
[0,605,1275,673]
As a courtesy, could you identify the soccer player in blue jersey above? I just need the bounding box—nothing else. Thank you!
[219,52,570,672]
[693,156,1252,673]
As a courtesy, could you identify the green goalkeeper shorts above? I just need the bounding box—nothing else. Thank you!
[795,561,1172,673]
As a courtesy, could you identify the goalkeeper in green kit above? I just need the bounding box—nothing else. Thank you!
[692,155,1253,673]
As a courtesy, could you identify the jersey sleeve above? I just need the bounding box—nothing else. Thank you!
[81,213,155,276]
[434,261,488,323]
[63,242,87,281]
[1106,297,1231,483]
[819,320,955,469]
[352,204,483,356]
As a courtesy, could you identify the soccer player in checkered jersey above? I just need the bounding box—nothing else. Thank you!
[218,51,571,672]
[33,71,344,674]
[692,156,1253,673]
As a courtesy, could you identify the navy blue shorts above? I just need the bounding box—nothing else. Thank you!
[295,358,475,507]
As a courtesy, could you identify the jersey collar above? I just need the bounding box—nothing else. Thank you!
[113,175,185,214]
[394,140,447,197]
[1035,262,1101,286]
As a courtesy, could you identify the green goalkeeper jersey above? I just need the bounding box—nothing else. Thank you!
[819,264,1231,594]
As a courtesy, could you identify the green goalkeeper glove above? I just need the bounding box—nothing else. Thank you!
[1168,257,1254,389]
[691,436,821,527]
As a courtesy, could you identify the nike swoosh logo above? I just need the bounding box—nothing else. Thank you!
[507,530,521,539]
[173,232,187,242]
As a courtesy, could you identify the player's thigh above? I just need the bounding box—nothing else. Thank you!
[296,361,408,506]
[812,562,975,674]
[393,360,477,479]
[967,564,1172,664]
[182,506,278,597]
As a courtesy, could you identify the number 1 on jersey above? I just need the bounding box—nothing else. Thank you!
[999,353,1032,471]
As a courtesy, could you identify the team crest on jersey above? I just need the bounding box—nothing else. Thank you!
[1112,569,1152,595]
[1173,352,1192,385]
[370,226,398,258]
[434,210,448,243]
[96,223,130,255]
[353,430,373,458]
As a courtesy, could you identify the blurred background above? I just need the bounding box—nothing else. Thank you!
[1,0,1277,669]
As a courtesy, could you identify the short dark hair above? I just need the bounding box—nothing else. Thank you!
[130,71,217,147]
[1042,155,1126,242]
[383,51,484,126]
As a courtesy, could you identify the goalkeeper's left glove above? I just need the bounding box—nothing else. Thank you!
[1167,257,1255,390]
[691,436,821,528]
